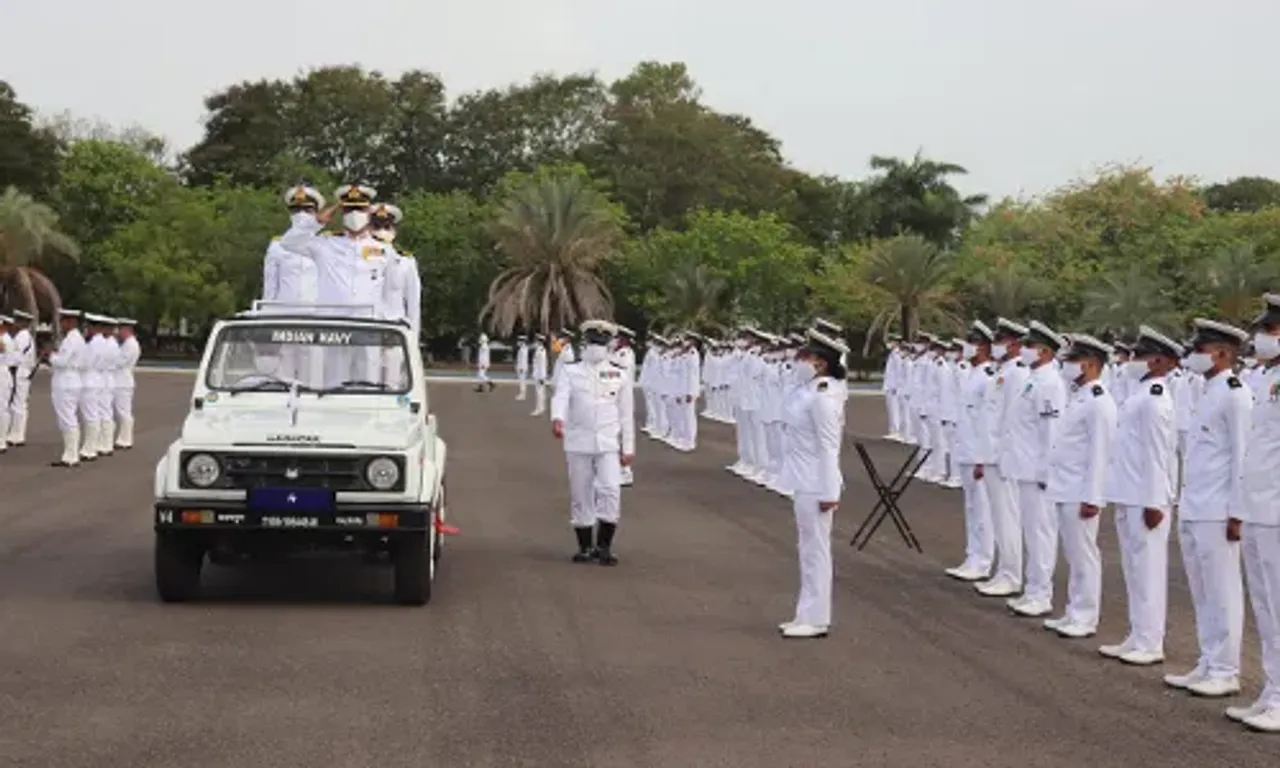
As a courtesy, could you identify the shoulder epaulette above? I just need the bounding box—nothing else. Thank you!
[609,361,623,369]
[1015,360,1026,367]
[1150,383,1164,396]
[817,380,829,391]
[1092,384,1104,397]
[1227,376,1242,389]
[396,248,412,258]
[271,235,282,242]
[984,365,995,375]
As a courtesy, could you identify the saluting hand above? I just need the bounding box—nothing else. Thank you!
[1079,503,1099,519]
[316,204,339,226]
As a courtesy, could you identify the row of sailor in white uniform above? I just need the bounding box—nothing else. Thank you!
[259,183,422,389]
[40,310,140,467]
[880,299,1280,734]
[0,310,38,451]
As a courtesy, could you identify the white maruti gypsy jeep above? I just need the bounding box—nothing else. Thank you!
[152,304,449,605]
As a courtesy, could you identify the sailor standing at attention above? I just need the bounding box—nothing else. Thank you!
[530,333,550,416]
[883,333,905,440]
[946,322,997,582]
[262,184,324,308]
[473,332,494,392]
[551,320,636,566]
[1043,334,1118,639]
[515,336,531,401]
[778,327,849,639]
[5,309,36,447]
[611,326,638,485]
[91,318,123,457]
[0,314,14,453]
[1164,319,1253,698]
[112,318,140,450]
[1231,293,1280,731]
[45,309,86,467]
[1097,326,1180,665]
[78,314,110,462]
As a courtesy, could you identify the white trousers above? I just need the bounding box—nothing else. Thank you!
[923,417,948,479]
[1179,520,1245,678]
[533,381,547,414]
[792,493,834,627]
[900,400,918,444]
[957,463,993,570]
[0,373,11,443]
[986,465,1023,585]
[764,421,784,480]
[733,406,748,465]
[516,369,528,399]
[9,370,31,417]
[565,451,621,527]
[476,365,489,384]
[51,384,80,431]
[1018,481,1057,604]
[1114,505,1170,653]
[886,390,901,435]
[1057,503,1101,629]
[745,409,766,471]
[1244,524,1280,708]
[682,398,698,447]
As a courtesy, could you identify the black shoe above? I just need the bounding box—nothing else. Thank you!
[595,522,618,566]
[487,382,496,392]
[572,526,595,563]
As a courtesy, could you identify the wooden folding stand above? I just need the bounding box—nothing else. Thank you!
[849,441,928,553]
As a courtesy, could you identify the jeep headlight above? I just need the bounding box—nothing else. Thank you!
[365,456,401,491]
[185,453,221,488]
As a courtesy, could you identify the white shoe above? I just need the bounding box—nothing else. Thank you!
[1118,649,1164,666]
[778,620,798,632]
[1242,708,1280,732]
[942,477,962,489]
[781,624,829,639]
[1007,597,1052,617]
[1055,622,1096,639]
[975,577,1021,597]
[947,564,988,582]
[1163,667,1207,690]
[1098,641,1134,659]
[1226,702,1268,723]
[1187,676,1241,698]
[1042,615,1071,631]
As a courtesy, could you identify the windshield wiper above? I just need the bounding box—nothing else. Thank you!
[227,376,312,396]
[315,380,392,397]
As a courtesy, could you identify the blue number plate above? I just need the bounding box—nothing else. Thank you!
[247,487,336,513]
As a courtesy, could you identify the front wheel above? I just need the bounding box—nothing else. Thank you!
[433,482,446,564]
[155,531,205,602]
[392,532,432,606]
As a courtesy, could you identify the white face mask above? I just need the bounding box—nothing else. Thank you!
[1254,332,1280,361]
[372,228,395,243]
[1061,361,1083,382]
[1184,351,1214,374]
[992,343,1008,361]
[793,360,817,381]
[948,351,961,363]
[1124,359,1149,379]
[582,344,608,363]
[1018,347,1038,366]
[290,211,315,227]
[343,210,370,232]
[961,343,977,360]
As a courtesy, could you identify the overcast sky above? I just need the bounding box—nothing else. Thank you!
[2,0,1275,198]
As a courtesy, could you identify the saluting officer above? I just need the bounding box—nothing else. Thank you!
[1233,293,1280,730]
[1043,334,1118,639]
[1098,326,1180,665]
[778,327,848,639]
[551,320,636,565]
[263,184,324,308]
[1164,319,1252,698]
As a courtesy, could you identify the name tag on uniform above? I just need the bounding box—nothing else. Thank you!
[361,245,382,260]
[598,370,621,380]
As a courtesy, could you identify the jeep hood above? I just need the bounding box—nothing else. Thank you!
[181,401,421,450]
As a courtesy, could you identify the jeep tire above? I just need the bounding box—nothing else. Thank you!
[392,532,432,606]
[155,531,205,602]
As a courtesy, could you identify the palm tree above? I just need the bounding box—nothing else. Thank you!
[0,186,79,322]
[1077,263,1179,338]
[862,234,961,349]
[974,263,1048,319]
[653,261,729,335]
[1199,243,1277,326]
[864,151,989,246]
[479,175,621,336]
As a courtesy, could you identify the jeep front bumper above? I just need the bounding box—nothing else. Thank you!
[154,500,431,533]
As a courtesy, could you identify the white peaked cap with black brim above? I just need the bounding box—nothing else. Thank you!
[335,184,377,208]
[1134,325,1183,359]
[1064,332,1114,361]
[1023,320,1066,352]
[1190,318,1249,347]
[813,317,843,334]
[369,203,403,223]
[580,319,617,335]
[57,308,82,318]
[283,184,325,209]
[995,317,1030,338]
[12,309,34,321]
[966,320,995,344]
[616,325,635,339]
[1250,293,1280,329]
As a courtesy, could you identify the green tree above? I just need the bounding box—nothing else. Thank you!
[0,82,63,197]
[1203,176,1280,213]
[0,186,79,320]
[1198,243,1278,326]
[1077,263,1180,338]
[862,151,987,246]
[652,262,729,334]
[480,172,623,336]
[861,234,960,342]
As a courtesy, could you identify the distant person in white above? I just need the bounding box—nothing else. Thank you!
[515,336,531,401]
[474,332,494,392]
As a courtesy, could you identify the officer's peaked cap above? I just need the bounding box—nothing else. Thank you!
[1134,325,1183,359]
[284,184,325,209]
[1190,318,1249,347]
[1064,333,1113,362]
[966,320,995,343]
[995,317,1029,339]
[1250,292,1280,330]
[1023,320,1066,352]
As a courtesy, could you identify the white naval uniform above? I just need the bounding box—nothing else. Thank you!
[637,347,655,431]
[113,334,140,448]
[611,345,637,484]
[1176,371,1251,683]
[48,328,86,465]
[380,250,421,387]
[79,332,110,460]
[1045,380,1117,634]
[1002,361,1066,610]
[0,330,14,450]
[1242,363,1280,716]
[92,335,122,454]
[531,343,549,415]
[262,238,319,306]
[6,325,36,445]
[951,362,997,575]
[476,336,491,386]
[515,342,530,400]
[1104,375,1177,656]
[983,358,1032,590]
[781,375,846,631]
[551,353,636,528]
[937,356,967,487]
[883,348,904,438]
[679,347,700,450]
[550,343,576,418]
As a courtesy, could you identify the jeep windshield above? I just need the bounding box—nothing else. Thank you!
[204,322,412,394]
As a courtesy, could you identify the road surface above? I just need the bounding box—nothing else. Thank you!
[0,373,1272,767]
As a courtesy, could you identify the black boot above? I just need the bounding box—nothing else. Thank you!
[595,522,618,566]
[572,526,595,562]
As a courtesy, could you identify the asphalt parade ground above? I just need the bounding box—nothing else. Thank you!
[0,373,1273,767]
